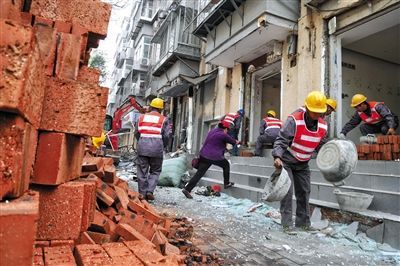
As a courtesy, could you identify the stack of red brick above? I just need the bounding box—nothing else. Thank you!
[356,135,400,161]
[0,0,110,264]
[30,156,184,265]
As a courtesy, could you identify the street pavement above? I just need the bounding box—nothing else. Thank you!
[120,172,399,266]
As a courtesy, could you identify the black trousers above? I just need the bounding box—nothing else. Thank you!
[360,118,399,135]
[185,156,230,192]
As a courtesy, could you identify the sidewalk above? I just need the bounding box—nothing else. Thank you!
[121,174,399,265]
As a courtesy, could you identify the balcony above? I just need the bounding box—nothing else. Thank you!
[193,0,299,67]
[131,58,150,72]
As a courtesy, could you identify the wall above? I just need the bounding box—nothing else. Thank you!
[281,2,325,118]
[230,64,242,111]
[341,49,400,141]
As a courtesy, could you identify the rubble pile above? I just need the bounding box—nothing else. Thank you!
[356,135,400,160]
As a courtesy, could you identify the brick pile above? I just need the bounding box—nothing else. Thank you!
[356,135,400,161]
[0,0,109,264]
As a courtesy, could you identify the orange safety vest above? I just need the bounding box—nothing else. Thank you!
[358,101,383,125]
[222,112,239,126]
[137,111,166,138]
[263,117,283,131]
[288,109,327,162]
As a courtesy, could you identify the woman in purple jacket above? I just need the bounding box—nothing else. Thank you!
[182,121,240,199]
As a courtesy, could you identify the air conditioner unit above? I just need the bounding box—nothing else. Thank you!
[140,58,149,66]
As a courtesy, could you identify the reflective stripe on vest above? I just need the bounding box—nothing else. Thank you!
[138,112,165,137]
[287,109,327,162]
[358,101,383,124]
[222,113,239,125]
[263,117,283,131]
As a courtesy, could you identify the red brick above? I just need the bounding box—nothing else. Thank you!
[35,240,50,248]
[81,170,104,179]
[34,23,57,76]
[44,245,76,265]
[377,136,385,144]
[393,144,400,153]
[115,178,129,192]
[87,231,111,244]
[30,0,111,35]
[54,20,71,33]
[32,182,86,240]
[33,247,45,265]
[74,179,97,231]
[20,12,33,25]
[102,242,144,265]
[100,206,118,220]
[96,179,117,206]
[0,113,37,200]
[50,239,74,250]
[55,32,81,79]
[0,0,22,21]
[78,232,96,245]
[34,16,53,27]
[103,164,116,183]
[71,23,88,64]
[115,223,155,246]
[124,240,164,264]
[114,185,129,209]
[32,132,84,185]
[0,19,46,127]
[91,210,111,233]
[152,230,167,254]
[40,77,108,136]
[82,157,104,172]
[74,244,112,265]
[77,66,100,84]
[128,200,164,225]
[0,191,39,265]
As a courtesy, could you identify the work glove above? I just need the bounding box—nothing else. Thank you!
[387,128,396,135]
[338,133,346,140]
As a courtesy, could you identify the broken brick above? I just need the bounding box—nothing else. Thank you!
[87,231,111,244]
[32,132,85,185]
[115,223,156,246]
[128,200,164,225]
[78,232,96,245]
[103,164,116,183]
[0,113,37,200]
[0,191,39,266]
[82,157,104,172]
[40,77,108,136]
[0,19,46,127]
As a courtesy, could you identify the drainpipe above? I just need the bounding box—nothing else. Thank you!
[187,86,194,154]
[238,76,244,141]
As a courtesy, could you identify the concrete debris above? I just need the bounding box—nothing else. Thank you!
[345,221,359,236]
[311,207,329,230]
[247,203,263,213]
[282,244,291,251]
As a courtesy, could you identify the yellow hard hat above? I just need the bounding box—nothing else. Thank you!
[350,94,367,107]
[326,98,337,111]
[267,110,276,118]
[92,131,106,148]
[305,91,327,113]
[150,97,164,109]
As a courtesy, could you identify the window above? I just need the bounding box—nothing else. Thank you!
[143,36,151,59]
[141,0,153,18]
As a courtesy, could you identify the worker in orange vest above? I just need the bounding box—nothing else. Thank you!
[254,110,282,156]
[339,94,398,138]
[272,91,328,233]
[135,98,169,201]
[221,109,244,155]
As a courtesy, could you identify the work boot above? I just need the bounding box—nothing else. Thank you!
[182,189,193,199]
[224,182,235,189]
[145,192,155,201]
[283,226,298,235]
[297,225,319,233]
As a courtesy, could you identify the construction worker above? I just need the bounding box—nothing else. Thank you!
[254,110,282,156]
[324,98,337,117]
[182,120,239,199]
[221,109,244,156]
[135,97,169,201]
[339,94,398,138]
[272,91,328,232]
